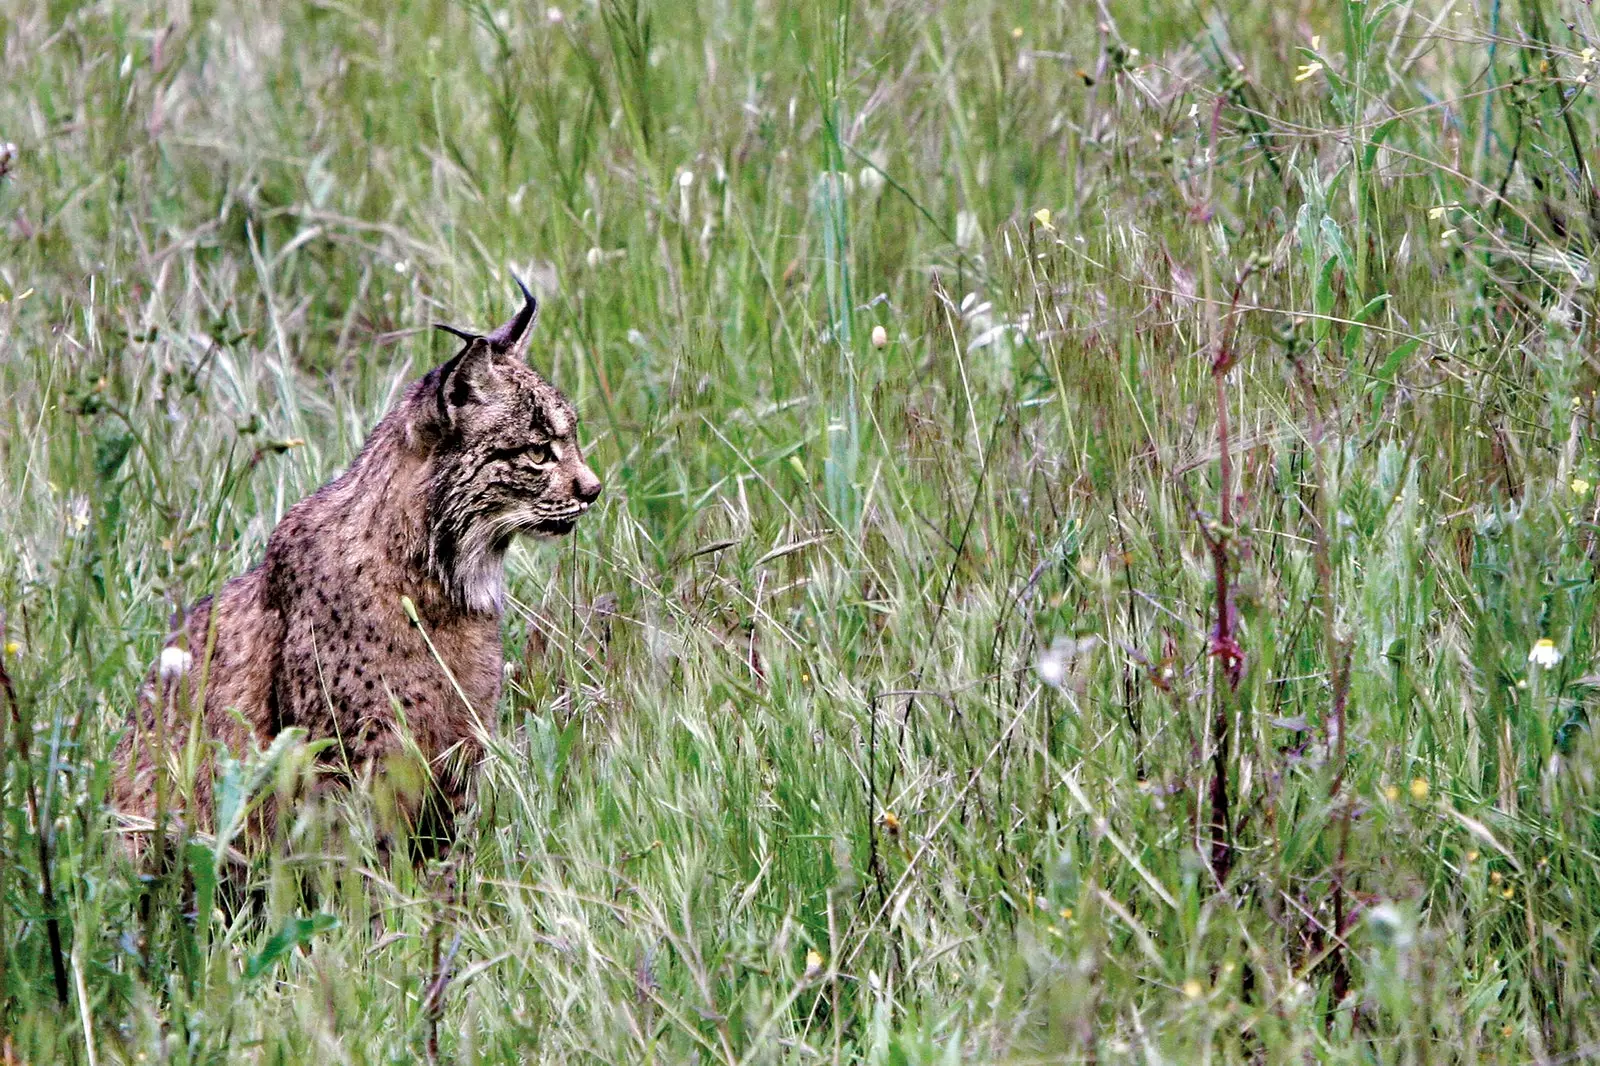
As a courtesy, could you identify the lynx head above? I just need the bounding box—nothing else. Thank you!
[417,280,602,614]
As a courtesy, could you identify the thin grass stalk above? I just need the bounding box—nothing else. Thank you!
[0,640,68,1006]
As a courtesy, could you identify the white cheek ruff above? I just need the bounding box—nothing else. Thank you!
[458,545,508,615]
[463,571,506,615]
[159,646,194,681]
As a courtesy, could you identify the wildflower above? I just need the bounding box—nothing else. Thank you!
[1501,884,1514,899]
[871,324,888,349]
[1409,777,1430,802]
[1036,630,1100,688]
[586,247,603,269]
[1011,26,1023,39]
[1439,228,1458,245]
[803,949,824,980]
[1295,60,1324,82]
[1310,35,1321,49]
[1466,850,1479,862]
[1058,907,1073,920]
[159,646,193,681]
[1571,477,1591,496]
[546,6,563,22]
[956,210,979,249]
[1182,978,1203,999]
[3,641,18,656]
[1528,638,1562,669]
[1036,637,1070,688]
[1383,784,1400,802]
[1428,206,1448,220]
[1366,902,1414,949]
[1032,207,1054,232]
[393,260,408,274]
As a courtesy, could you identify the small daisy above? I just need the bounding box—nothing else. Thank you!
[1528,638,1562,669]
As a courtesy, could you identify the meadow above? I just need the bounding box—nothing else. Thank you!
[3,0,1600,1060]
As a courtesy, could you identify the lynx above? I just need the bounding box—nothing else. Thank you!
[112,281,601,856]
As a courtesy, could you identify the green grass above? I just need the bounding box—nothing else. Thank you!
[3,0,1600,1060]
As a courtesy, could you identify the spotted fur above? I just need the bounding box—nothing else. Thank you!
[111,284,601,855]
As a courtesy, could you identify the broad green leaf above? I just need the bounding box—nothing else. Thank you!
[1366,337,1421,420]
[1313,255,1339,348]
[245,913,339,981]
[1343,292,1392,361]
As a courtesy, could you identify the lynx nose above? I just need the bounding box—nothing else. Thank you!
[574,464,603,505]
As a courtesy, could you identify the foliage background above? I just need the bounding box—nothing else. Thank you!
[3,0,1600,1060]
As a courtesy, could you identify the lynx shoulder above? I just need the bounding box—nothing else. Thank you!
[111,282,602,854]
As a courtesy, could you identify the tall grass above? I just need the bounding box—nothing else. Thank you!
[3,0,1600,1060]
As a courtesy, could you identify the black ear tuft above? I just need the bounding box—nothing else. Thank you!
[485,276,538,354]
[434,323,481,345]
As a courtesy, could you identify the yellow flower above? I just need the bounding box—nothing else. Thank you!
[1182,978,1204,999]
[3,641,18,657]
[803,949,824,980]
[1571,477,1592,496]
[1295,60,1324,82]
[1428,205,1448,220]
[1409,777,1430,802]
[1384,785,1400,802]
[1528,638,1562,669]
[1032,208,1054,232]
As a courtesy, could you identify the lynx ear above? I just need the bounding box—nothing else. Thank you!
[434,337,498,424]
[485,276,538,356]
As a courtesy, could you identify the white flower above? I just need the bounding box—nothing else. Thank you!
[956,210,979,250]
[858,165,885,197]
[1036,635,1099,689]
[1365,902,1414,950]
[870,324,888,349]
[586,246,603,269]
[159,646,193,681]
[1528,638,1562,668]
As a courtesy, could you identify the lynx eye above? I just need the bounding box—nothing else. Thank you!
[524,441,554,465]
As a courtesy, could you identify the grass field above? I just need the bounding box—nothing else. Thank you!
[4,0,1600,1060]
